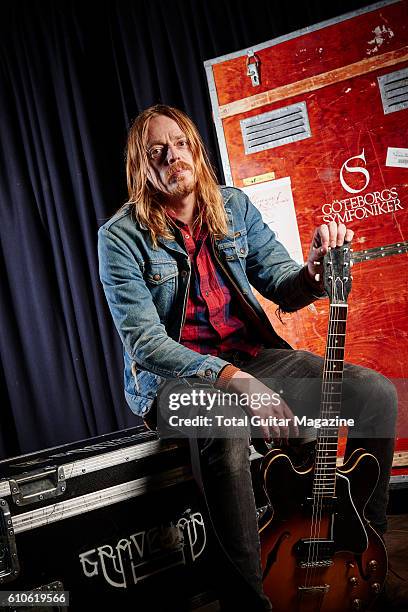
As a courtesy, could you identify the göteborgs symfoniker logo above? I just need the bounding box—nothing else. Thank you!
[321,149,403,223]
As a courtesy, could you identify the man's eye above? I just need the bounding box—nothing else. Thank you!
[177,139,188,148]
[149,147,163,159]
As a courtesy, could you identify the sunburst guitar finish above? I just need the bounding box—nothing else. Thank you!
[259,448,387,611]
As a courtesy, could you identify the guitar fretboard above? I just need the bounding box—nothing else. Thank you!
[313,304,348,497]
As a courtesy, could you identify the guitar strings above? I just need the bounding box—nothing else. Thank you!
[305,288,331,587]
[305,250,333,587]
[312,254,340,586]
[306,247,346,589]
[306,267,332,588]
[322,259,346,585]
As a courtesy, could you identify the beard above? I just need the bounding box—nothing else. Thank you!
[148,161,197,202]
[164,161,196,198]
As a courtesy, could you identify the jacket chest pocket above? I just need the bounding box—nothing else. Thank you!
[217,230,248,261]
[145,260,179,284]
[144,260,178,317]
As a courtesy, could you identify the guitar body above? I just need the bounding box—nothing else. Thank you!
[259,447,387,612]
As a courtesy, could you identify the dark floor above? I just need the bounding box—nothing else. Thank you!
[370,511,408,612]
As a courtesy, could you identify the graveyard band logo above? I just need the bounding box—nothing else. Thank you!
[321,149,403,223]
[79,508,206,589]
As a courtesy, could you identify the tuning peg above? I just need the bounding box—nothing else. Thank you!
[315,274,320,282]
[350,260,354,267]
[314,261,321,265]
[351,275,354,280]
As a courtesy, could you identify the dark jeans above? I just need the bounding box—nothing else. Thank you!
[156,348,398,611]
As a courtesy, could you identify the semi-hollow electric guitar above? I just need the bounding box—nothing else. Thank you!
[258,243,387,612]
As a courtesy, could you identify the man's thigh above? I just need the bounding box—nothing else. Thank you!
[242,348,324,421]
[242,347,396,437]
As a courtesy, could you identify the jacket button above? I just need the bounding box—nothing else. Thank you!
[153,273,161,280]
[240,247,245,254]
[180,270,188,278]
[205,369,213,377]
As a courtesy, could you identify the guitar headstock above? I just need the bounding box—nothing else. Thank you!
[323,243,353,304]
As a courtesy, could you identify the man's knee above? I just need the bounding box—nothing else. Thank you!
[358,369,397,410]
[344,366,398,433]
[369,371,398,427]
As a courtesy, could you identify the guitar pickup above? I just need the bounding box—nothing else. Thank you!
[303,496,337,513]
[298,584,330,593]
[295,538,335,568]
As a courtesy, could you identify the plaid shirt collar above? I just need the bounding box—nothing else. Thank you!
[165,208,208,242]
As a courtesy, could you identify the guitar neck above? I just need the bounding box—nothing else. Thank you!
[313,303,348,498]
[312,238,406,492]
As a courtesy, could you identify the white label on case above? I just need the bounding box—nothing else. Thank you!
[386,147,408,168]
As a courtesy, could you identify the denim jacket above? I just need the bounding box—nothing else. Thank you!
[97,187,324,416]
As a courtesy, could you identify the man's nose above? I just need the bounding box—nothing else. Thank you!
[165,144,180,165]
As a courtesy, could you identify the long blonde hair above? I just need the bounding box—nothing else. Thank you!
[124,105,228,246]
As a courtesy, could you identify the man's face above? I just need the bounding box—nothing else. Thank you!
[145,115,196,202]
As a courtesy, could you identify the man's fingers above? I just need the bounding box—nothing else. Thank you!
[314,224,329,251]
[264,423,280,442]
[272,400,294,440]
[327,220,339,247]
[276,419,289,440]
[283,404,299,437]
[290,419,299,437]
[336,223,346,246]
[312,222,354,259]
[345,228,354,243]
[309,245,325,263]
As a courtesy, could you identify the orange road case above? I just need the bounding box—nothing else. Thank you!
[205,0,408,483]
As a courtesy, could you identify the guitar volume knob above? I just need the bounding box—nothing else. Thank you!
[349,577,358,586]
[368,560,378,572]
[352,599,362,610]
[371,582,381,593]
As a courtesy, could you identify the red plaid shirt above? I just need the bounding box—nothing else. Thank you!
[167,212,262,358]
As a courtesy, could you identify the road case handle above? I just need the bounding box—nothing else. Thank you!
[9,466,66,507]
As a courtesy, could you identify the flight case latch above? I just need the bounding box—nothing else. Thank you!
[0,499,20,583]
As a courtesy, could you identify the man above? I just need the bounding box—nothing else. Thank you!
[98,105,397,610]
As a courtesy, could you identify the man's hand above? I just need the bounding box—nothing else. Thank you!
[227,371,298,442]
[307,221,354,284]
